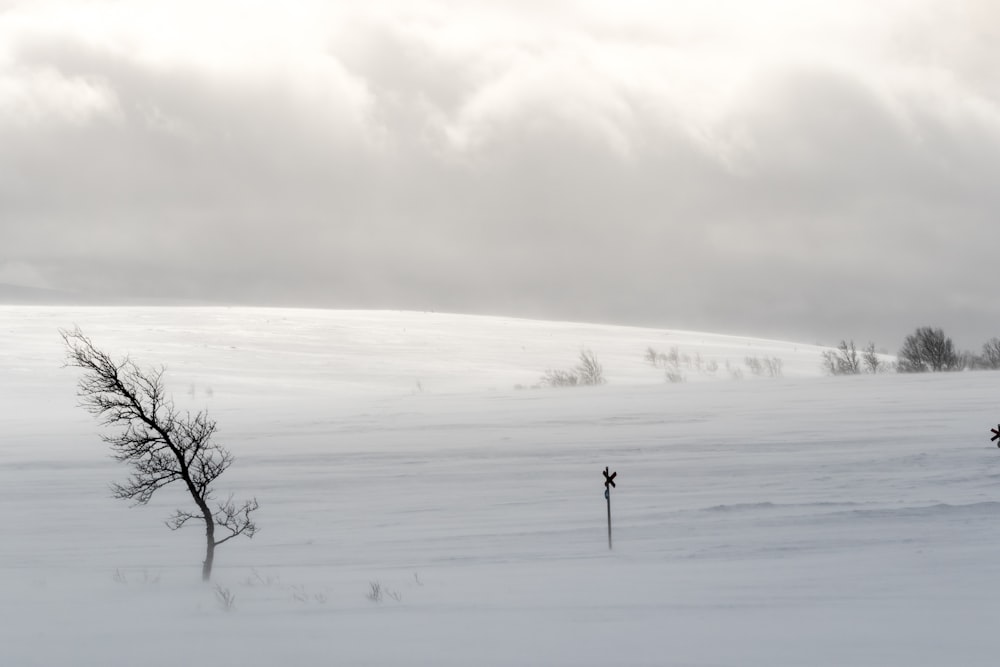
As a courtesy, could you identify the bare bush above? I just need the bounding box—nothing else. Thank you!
[745,356,783,378]
[289,584,329,605]
[366,580,401,603]
[244,569,279,588]
[367,580,383,602]
[214,585,236,612]
[645,346,688,382]
[541,350,605,387]
[540,368,579,387]
[575,349,605,385]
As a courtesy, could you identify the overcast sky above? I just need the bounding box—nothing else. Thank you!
[2,0,998,347]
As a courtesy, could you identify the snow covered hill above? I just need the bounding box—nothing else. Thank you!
[1,306,997,666]
[3,305,833,398]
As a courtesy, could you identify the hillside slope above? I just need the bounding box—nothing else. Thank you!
[2,306,834,402]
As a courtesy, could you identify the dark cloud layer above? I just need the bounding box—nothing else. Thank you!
[2,1,999,349]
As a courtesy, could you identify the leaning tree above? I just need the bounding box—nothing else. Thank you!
[62,327,258,581]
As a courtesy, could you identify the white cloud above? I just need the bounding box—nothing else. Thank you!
[0,260,50,289]
[1,0,999,346]
[0,65,121,125]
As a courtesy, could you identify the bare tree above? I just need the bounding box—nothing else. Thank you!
[982,338,1000,370]
[897,327,959,373]
[822,340,862,376]
[838,340,860,374]
[862,342,882,374]
[62,327,258,581]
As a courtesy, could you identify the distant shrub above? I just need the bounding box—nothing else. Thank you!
[576,350,605,385]
[645,345,681,364]
[541,368,579,387]
[367,580,401,603]
[541,350,606,387]
[745,356,782,378]
[692,353,703,372]
[214,585,236,612]
[647,345,708,382]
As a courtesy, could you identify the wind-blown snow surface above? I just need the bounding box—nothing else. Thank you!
[1,306,998,666]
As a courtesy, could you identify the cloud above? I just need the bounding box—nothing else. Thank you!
[0,259,50,288]
[1,1,999,347]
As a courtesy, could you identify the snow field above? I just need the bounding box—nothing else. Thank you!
[1,306,998,666]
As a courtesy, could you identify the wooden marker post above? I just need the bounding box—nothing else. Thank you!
[603,466,617,550]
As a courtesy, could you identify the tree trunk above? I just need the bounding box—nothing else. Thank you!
[201,507,216,582]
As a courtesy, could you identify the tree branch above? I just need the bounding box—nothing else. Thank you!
[213,496,259,546]
[165,509,203,531]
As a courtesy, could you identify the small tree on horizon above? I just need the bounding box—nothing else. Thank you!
[821,340,855,375]
[862,342,883,374]
[897,327,959,373]
[982,338,1000,370]
[62,327,258,581]
[821,340,861,375]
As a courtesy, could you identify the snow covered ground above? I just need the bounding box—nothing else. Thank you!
[1,306,998,666]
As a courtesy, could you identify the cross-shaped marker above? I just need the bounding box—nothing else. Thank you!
[991,425,1000,447]
[602,466,617,550]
